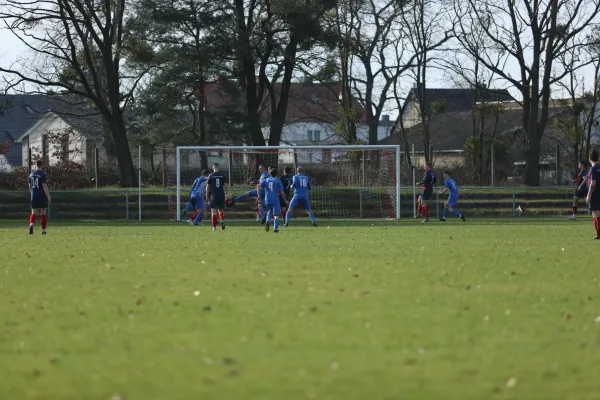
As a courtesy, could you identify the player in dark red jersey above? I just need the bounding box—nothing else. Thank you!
[586,150,600,239]
[205,163,228,231]
[415,162,436,223]
[28,160,51,234]
[570,160,588,220]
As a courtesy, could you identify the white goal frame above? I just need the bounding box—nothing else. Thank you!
[175,145,401,221]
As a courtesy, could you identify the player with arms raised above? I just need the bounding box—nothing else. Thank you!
[439,170,465,222]
[260,169,287,233]
[570,160,588,220]
[586,150,600,239]
[205,163,228,231]
[284,166,317,227]
[415,162,436,223]
[28,160,51,235]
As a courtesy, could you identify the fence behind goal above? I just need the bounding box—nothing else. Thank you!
[172,146,401,221]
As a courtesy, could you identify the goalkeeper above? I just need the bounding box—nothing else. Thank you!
[184,170,209,215]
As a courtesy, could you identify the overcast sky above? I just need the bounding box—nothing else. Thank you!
[1,23,598,115]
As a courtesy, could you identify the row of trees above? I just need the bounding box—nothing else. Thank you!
[1,0,600,186]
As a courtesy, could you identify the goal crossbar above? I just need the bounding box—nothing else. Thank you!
[175,145,401,221]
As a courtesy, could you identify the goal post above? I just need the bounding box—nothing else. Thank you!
[174,145,401,222]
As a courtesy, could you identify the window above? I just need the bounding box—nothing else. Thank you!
[322,149,331,163]
[314,130,321,141]
[307,130,313,141]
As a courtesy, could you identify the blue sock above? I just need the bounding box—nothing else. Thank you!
[234,193,248,202]
[274,218,280,230]
[184,202,193,212]
[194,212,203,225]
[308,212,316,224]
[451,209,461,217]
[285,210,292,224]
[259,208,265,219]
[443,208,448,219]
[266,210,273,223]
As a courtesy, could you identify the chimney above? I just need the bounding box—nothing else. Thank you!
[304,75,313,85]
[382,115,390,122]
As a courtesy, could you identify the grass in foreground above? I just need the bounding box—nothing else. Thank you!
[1,217,599,400]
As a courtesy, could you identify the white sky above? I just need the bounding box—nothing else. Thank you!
[1,23,598,116]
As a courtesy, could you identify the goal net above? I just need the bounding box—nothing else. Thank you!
[170,146,401,222]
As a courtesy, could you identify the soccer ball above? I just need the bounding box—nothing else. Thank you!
[225,197,234,207]
[515,205,523,216]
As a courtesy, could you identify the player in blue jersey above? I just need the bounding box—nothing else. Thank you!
[279,166,294,218]
[230,164,269,222]
[439,170,466,222]
[586,150,600,239]
[186,169,209,225]
[284,166,317,227]
[415,162,436,223]
[206,163,228,231]
[260,169,288,233]
[28,160,52,235]
[570,160,588,220]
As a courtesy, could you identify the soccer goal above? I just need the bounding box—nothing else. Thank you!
[172,145,401,222]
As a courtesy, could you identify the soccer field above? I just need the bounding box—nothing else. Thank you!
[1,218,599,400]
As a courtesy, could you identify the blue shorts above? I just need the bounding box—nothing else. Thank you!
[447,197,458,208]
[266,203,281,216]
[289,197,311,210]
[193,196,206,210]
[248,189,258,197]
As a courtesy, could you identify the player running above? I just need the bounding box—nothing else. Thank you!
[586,150,600,239]
[260,169,288,233]
[28,160,51,235]
[186,169,209,225]
[570,160,588,220]
[415,162,436,223]
[439,170,466,222]
[284,166,317,227]
[279,166,294,219]
[206,163,228,231]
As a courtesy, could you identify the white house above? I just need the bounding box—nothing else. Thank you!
[15,112,105,166]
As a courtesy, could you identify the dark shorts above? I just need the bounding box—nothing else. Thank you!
[574,188,588,198]
[280,197,287,209]
[210,197,225,210]
[420,187,433,201]
[31,198,48,210]
[590,196,600,211]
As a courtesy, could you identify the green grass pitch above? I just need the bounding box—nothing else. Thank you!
[1,217,600,400]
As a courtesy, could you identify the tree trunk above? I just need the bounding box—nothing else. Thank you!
[267,36,299,148]
[107,114,137,187]
[523,128,542,185]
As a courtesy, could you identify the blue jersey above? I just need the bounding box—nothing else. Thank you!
[28,170,48,201]
[207,172,227,199]
[260,177,284,205]
[445,177,459,199]
[292,174,311,198]
[190,176,206,197]
[194,176,207,198]
[588,164,600,196]
[259,171,269,197]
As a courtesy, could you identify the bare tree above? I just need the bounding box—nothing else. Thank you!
[0,0,155,186]
[401,0,454,161]
[444,17,509,184]
[454,0,600,185]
